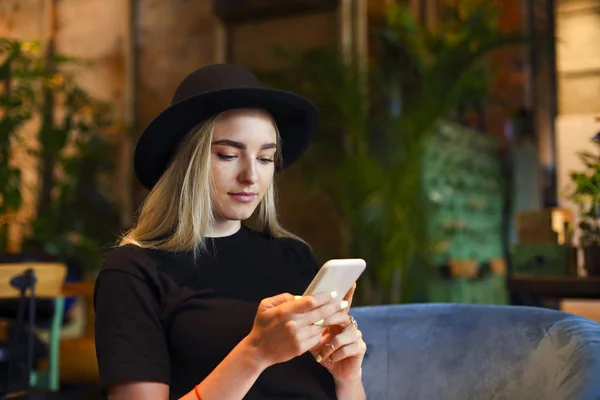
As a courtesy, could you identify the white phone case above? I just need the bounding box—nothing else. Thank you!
[303,259,366,297]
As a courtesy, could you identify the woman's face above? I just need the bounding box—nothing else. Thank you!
[210,108,277,223]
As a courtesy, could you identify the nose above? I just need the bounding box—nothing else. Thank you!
[239,158,258,185]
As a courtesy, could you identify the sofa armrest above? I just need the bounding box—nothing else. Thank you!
[506,317,600,400]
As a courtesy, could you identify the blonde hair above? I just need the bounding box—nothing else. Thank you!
[120,112,305,256]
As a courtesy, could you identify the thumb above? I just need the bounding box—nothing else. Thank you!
[259,292,296,311]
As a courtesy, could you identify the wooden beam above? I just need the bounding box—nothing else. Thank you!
[213,0,338,24]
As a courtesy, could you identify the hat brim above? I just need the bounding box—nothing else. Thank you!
[134,87,318,189]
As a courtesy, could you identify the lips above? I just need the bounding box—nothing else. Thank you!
[229,192,257,203]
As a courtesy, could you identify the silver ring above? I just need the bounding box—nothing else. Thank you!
[326,343,335,352]
[350,315,358,329]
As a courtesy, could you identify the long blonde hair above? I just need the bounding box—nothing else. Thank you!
[120,112,304,256]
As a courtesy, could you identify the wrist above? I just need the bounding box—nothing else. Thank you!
[334,372,365,400]
[239,334,271,373]
[334,367,363,386]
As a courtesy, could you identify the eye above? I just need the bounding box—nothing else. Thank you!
[217,153,237,160]
[259,157,274,164]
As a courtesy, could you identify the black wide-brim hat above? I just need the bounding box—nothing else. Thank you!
[134,63,318,189]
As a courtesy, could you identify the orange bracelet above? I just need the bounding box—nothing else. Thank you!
[194,384,203,400]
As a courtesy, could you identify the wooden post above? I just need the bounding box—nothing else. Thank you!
[410,0,421,21]
[354,0,369,123]
[38,0,57,222]
[354,0,368,72]
[214,20,228,63]
[2,54,14,252]
[121,0,138,229]
[339,0,353,59]
[426,0,438,31]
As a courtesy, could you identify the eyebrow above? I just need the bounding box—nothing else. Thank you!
[211,139,277,150]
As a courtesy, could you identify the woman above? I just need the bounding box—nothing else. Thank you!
[94,64,367,400]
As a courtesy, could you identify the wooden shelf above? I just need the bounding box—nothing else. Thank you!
[508,275,600,299]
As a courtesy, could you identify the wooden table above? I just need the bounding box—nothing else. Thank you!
[60,280,99,382]
[508,275,600,299]
[62,281,95,298]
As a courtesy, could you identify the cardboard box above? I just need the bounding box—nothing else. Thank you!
[516,208,573,245]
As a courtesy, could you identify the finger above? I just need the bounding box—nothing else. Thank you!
[297,324,327,341]
[309,329,332,354]
[293,324,328,355]
[327,340,367,363]
[260,293,296,310]
[280,291,338,315]
[319,309,351,327]
[343,282,357,306]
[318,327,362,362]
[299,297,350,326]
[303,331,328,354]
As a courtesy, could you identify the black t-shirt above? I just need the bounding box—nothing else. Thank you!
[93,225,337,399]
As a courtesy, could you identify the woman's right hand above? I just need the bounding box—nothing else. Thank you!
[245,291,348,368]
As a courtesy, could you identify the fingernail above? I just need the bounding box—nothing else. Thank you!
[340,300,349,309]
[294,295,302,300]
[315,354,322,363]
[314,319,324,326]
[330,291,338,299]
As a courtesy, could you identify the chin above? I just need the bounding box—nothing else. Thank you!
[221,205,258,221]
[222,212,253,221]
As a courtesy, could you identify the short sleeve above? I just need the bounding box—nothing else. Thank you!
[94,268,170,390]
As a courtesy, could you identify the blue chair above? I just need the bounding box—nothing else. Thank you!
[352,303,600,400]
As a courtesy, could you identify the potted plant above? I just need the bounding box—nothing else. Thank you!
[0,37,121,278]
[566,139,600,276]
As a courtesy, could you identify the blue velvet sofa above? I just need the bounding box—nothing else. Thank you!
[352,304,600,400]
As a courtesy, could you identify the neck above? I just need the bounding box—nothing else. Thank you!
[207,219,242,238]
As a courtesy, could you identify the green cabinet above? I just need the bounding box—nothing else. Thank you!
[422,122,507,304]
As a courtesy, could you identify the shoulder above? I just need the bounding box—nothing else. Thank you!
[95,245,176,307]
[101,244,153,273]
[99,244,180,283]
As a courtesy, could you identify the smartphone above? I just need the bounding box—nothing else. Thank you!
[303,259,366,297]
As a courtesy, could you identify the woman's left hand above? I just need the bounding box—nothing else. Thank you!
[310,283,366,384]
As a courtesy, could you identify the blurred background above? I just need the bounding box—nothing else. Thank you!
[0,0,599,398]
